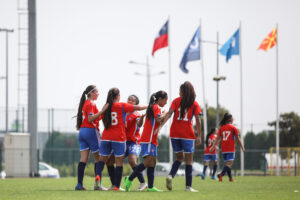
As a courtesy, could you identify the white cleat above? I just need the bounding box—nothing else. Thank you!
[166,175,173,191]
[185,186,199,192]
[137,182,148,191]
[118,187,125,191]
[94,183,108,191]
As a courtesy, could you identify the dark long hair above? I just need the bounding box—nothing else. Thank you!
[206,128,217,146]
[219,113,233,127]
[179,81,196,119]
[146,90,168,119]
[76,85,96,130]
[103,88,120,129]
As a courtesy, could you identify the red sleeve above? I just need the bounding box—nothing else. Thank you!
[194,101,202,115]
[122,102,134,113]
[153,104,161,118]
[233,126,239,136]
[135,112,141,121]
[170,98,178,111]
[85,102,94,116]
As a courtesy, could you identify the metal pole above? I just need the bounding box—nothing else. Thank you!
[146,55,150,101]
[28,0,38,176]
[5,32,9,133]
[239,22,244,176]
[216,32,220,127]
[275,24,280,176]
[199,20,208,150]
[168,16,173,165]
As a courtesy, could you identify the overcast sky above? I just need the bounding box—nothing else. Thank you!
[0,0,299,133]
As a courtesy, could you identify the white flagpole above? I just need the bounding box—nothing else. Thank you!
[168,16,173,166]
[200,20,208,150]
[239,21,244,176]
[276,23,280,176]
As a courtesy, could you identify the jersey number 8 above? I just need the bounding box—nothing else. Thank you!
[111,112,118,125]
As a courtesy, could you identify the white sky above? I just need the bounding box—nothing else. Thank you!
[0,0,299,133]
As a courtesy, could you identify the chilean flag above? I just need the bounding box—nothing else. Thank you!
[152,20,168,56]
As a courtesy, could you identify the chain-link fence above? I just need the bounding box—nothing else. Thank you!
[0,146,299,177]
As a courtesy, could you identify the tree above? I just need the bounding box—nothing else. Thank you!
[269,112,300,147]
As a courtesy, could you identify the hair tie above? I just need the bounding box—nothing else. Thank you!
[153,96,157,101]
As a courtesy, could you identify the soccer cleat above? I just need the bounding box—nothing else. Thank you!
[147,187,163,192]
[217,173,223,182]
[112,186,125,191]
[75,183,86,190]
[185,186,199,192]
[94,176,108,191]
[137,182,148,191]
[211,176,216,180]
[166,175,173,191]
[108,185,115,191]
[124,176,132,192]
[201,173,205,180]
[229,178,234,182]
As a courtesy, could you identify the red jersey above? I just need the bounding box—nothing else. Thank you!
[80,99,101,131]
[125,111,141,144]
[140,104,161,146]
[170,97,202,139]
[218,124,239,153]
[204,134,217,154]
[101,102,134,142]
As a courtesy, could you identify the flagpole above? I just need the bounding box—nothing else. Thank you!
[276,23,279,176]
[200,20,208,150]
[239,21,244,176]
[168,16,173,166]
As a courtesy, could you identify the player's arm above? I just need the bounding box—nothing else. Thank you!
[137,114,145,127]
[195,115,202,146]
[134,105,148,111]
[210,135,221,152]
[88,103,109,123]
[236,135,245,152]
[154,108,174,134]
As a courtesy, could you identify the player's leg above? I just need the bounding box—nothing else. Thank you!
[146,155,161,192]
[106,154,116,189]
[112,141,126,191]
[127,143,147,190]
[211,156,218,180]
[226,156,234,182]
[184,152,197,192]
[95,140,111,190]
[201,155,210,180]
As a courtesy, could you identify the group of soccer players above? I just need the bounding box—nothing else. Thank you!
[74,81,245,192]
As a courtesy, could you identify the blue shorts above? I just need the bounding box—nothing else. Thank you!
[203,154,218,162]
[78,128,100,153]
[222,152,235,161]
[125,141,141,157]
[171,138,194,153]
[141,143,157,157]
[99,140,126,157]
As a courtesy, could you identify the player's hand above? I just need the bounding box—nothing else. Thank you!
[210,146,215,152]
[196,137,201,146]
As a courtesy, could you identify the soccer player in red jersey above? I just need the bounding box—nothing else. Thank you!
[75,85,108,190]
[210,113,245,182]
[94,88,147,191]
[125,91,168,192]
[105,95,147,191]
[201,128,218,180]
[156,81,202,192]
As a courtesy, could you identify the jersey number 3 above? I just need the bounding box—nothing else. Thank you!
[222,131,231,141]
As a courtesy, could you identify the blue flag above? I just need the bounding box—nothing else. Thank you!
[220,29,240,62]
[179,27,200,73]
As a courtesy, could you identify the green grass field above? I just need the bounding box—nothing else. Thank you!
[0,176,299,200]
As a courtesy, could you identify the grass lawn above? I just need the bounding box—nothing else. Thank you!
[0,176,299,200]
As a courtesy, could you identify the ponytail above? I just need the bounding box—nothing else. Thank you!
[206,128,216,146]
[219,113,233,127]
[146,90,168,119]
[76,85,96,130]
[179,81,196,119]
[103,88,120,129]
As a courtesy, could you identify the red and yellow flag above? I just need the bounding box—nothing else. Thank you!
[258,27,277,51]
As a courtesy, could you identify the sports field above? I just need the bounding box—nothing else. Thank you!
[0,176,299,200]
